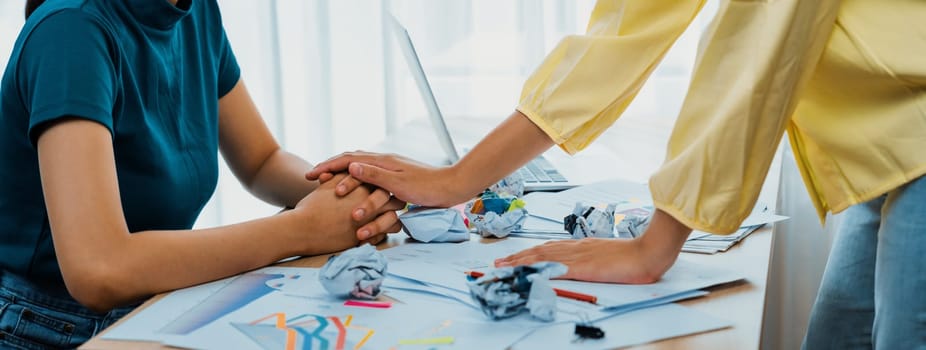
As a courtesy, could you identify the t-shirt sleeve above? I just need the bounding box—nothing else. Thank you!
[517,0,705,155]
[216,28,240,98]
[18,10,118,147]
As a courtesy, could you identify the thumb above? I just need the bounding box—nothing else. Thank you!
[349,162,400,191]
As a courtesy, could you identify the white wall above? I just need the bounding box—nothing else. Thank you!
[762,143,839,350]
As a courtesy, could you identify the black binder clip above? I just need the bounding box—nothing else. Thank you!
[574,323,605,340]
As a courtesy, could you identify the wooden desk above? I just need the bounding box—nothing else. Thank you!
[81,224,773,350]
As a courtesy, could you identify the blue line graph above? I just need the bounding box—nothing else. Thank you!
[159,272,285,335]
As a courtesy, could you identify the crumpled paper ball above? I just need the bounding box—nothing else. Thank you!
[615,213,651,238]
[318,244,387,299]
[564,202,616,239]
[464,190,528,238]
[467,262,568,322]
[489,172,526,198]
[467,209,528,238]
[399,207,470,243]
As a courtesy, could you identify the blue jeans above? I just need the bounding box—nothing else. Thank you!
[803,175,926,349]
[0,271,136,349]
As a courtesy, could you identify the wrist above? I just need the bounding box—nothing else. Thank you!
[635,209,691,279]
[441,164,478,206]
[274,208,316,257]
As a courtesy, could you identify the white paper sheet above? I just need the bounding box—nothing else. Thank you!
[512,303,731,349]
[103,267,315,342]
[106,267,527,350]
[383,274,478,308]
[161,288,492,350]
[382,238,744,313]
[517,215,569,234]
[523,179,651,224]
[549,256,743,311]
[523,179,788,232]
[104,259,736,349]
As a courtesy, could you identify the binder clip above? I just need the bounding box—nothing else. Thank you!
[561,310,605,343]
[574,323,605,340]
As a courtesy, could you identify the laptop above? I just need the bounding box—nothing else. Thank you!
[387,14,576,192]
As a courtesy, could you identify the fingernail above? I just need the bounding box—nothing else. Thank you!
[337,185,346,194]
[354,209,365,219]
[359,229,370,239]
[350,163,363,176]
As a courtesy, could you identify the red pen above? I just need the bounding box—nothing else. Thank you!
[465,271,598,305]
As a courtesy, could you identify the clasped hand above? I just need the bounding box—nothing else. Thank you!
[291,173,405,251]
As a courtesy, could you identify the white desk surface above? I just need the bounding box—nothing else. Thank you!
[82,117,777,349]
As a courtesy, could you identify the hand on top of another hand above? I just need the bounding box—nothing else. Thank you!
[306,151,471,211]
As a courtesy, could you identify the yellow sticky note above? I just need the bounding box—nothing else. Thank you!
[398,336,455,345]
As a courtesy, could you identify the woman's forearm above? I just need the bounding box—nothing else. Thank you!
[305,110,556,208]
[61,179,368,313]
[637,209,693,279]
[247,149,319,208]
[35,118,363,312]
[217,81,319,208]
[68,212,305,312]
[450,110,555,198]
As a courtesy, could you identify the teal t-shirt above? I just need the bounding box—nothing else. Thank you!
[0,0,240,296]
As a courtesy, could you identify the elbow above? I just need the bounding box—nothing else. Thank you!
[61,263,132,313]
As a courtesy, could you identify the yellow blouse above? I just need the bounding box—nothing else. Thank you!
[518,0,926,234]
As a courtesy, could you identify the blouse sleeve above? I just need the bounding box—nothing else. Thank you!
[649,0,840,234]
[517,0,706,154]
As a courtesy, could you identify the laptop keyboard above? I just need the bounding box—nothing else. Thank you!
[517,157,568,183]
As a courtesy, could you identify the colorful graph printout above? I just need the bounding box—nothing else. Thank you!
[233,312,375,350]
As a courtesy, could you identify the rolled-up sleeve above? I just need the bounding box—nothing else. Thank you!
[517,0,706,154]
[649,0,841,234]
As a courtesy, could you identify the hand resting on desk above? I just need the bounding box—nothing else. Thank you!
[495,209,692,284]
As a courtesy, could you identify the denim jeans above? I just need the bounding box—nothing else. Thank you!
[0,271,136,349]
[803,175,926,349]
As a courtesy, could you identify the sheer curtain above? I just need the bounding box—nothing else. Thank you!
[209,0,721,226]
[0,3,24,70]
[0,1,714,227]
[0,1,831,348]
[206,0,604,226]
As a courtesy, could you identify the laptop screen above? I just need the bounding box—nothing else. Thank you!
[386,14,461,164]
